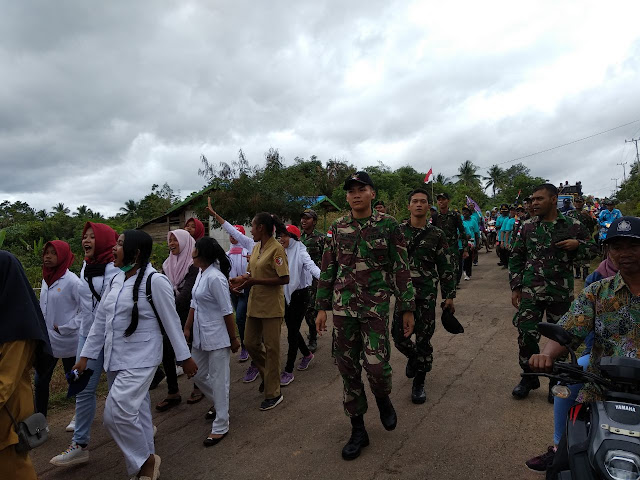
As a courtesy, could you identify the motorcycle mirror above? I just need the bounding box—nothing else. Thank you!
[537,323,574,346]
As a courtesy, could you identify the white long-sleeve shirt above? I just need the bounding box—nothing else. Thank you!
[190,266,235,351]
[221,221,255,252]
[77,262,120,337]
[40,270,81,358]
[81,265,190,372]
[283,239,320,304]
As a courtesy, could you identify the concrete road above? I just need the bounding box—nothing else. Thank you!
[33,250,556,479]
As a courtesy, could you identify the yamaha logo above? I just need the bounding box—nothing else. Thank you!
[617,220,632,232]
[615,404,636,412]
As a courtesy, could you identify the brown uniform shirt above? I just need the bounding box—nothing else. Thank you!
[247,237,289,318]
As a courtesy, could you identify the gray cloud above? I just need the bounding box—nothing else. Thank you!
[2,0,640,215]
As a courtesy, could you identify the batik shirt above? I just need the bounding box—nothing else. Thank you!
[316,210,415,321]
[559,272,640,402]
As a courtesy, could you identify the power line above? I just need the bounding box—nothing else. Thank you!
[480,118,640,169]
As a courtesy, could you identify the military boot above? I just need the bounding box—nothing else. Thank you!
[411,372,427,404]
[512,373,540,399]
[375,395,397,431]
[342,415,369,460]
[574,266,581,279]
[405,355,417,378]
[582,266,589,280]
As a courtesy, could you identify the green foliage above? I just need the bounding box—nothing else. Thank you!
[0,228,5,248]
[617,163,640,216]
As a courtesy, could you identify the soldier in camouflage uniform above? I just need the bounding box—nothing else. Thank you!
[509,183,596,399]
[300,208,325,352]
[316,171,415,461]
[433,192,468,286]
[565,196,598,280]
[392,188,456,404]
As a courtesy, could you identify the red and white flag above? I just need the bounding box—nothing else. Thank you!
[424,168,433,183]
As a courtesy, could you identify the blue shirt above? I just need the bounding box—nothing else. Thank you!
[598,209,622,227]
[499,217,515,242]
[463,218,480,246]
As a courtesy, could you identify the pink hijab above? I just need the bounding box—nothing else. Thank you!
[163,229,196,290]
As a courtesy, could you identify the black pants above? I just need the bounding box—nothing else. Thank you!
[161,334,179,395]
[34,353,76,416]
[463,252,473,277]
[285,289,311,373]
[547,434,569,479]
[499,245,510,266]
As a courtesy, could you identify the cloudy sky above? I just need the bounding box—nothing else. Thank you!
[2,0,640,215]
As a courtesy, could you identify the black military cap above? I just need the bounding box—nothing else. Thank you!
[461,205,470,212]
[343,171,375,190]
[604,199,614,205]
[604,217,640,243]
[500,203,509,211]
[373,200,385,207]
[436,192,450,200]
[300,209,318,220]
[441,302,464,334]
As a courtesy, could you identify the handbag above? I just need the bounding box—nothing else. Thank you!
[3,405,49,453]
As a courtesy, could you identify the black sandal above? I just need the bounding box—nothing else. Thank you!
[203,433,226,447]
[205,405,216,420]
[155,396,181,412]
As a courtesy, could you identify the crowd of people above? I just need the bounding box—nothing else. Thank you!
[0,171,638,479]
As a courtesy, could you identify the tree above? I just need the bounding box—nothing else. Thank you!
[75,205,91,217]
[52,203,70,215]
[120,199,139,217]
[36,209,48,221]
[483,165,505,196]
[434,173,451,185]
[455,160,482,188]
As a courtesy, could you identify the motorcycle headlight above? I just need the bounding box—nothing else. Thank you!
[604,450,640,480]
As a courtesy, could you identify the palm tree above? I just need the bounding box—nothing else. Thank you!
[75,205,91,217]
[120,199,139,217]
[455,160,482,187]
[36,209,49,221]
[52,203,70,215]
[483,165,505,197]
[434,173,452,185]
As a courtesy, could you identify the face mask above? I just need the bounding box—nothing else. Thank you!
[120,264,135,273]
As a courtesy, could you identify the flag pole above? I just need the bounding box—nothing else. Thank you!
[431,179,435,206]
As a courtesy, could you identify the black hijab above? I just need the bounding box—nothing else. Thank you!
[0,251,52,367]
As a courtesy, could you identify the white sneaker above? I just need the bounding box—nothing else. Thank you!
[153,425,157,437]
[176,365,184,377]
[464,274,470,281]
[65,414,76,432]
[50,443,89,466]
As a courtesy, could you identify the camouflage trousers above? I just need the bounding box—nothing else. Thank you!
[512,298,571,370]
[392,300,436,373]
[304,285,318,341]
[333,314,392,417]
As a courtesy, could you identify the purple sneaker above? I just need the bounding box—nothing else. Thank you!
[239,348,249,362]
[297,353,314,371]
[280,371,294,386]
[243,365,259,383]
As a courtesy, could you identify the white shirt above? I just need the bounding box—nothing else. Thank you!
[77,262,120,337]
[283,239,320,304]
[190,266,235,351]
[222,221,255,252]
[81,265,191,372]
[227,246,249,279]
[40,270,81,358]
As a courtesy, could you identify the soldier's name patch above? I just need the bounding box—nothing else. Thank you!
[275,256,284,266]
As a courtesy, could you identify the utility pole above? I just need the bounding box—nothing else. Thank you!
[617,161,628,182]
[611,178,619,196]
[625,138,640,171]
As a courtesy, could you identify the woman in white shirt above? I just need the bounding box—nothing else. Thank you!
[184,237,239,446]
[74,230,197,480]
[50,222,119,467]
[36,240,80,417]
[276,225,320,386]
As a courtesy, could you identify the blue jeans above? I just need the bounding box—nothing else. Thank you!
[553,352,591,445]
[231,289,250,347]
[73,335,105,446]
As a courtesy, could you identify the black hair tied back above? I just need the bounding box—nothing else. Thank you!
[194,237,232,279]
[122,230,153,337]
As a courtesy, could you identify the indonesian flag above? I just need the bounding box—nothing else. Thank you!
[424,168,433,183]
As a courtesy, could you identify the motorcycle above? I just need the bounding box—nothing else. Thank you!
[525,323,640,479]
[486,220,497,245]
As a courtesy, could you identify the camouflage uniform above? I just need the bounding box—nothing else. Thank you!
[565,209,598,273]
[509,211,596,370]
[316,210,416,417]
[433,211,468,284]
[391,221,455,373]
[300,228,325,343]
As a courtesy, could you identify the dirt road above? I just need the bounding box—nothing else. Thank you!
[33,250,556,479]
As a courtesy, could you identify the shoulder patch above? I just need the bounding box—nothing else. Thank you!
[275,256,284,266]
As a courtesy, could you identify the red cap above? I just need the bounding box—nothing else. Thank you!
[285,225,301,240]
[234,225,245,235]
